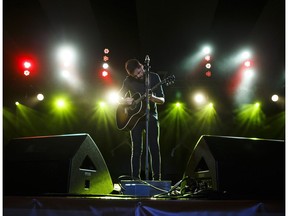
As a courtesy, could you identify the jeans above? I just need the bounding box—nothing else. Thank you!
[130,117,161,180]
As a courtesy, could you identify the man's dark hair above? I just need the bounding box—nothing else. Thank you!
[125,59,141,75]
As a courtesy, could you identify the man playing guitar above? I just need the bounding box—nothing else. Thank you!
[118,59,165,181]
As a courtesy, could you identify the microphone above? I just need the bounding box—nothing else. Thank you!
[145,55,150,66]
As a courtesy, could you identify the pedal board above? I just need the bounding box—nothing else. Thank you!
[120,180,171,196]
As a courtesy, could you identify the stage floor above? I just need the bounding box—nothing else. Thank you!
[3,194,285,216]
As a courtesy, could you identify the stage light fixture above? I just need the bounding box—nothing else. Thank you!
[21,60,33,76]
[107,91,120,104]
[23,61,31,69]
[175,102,181,108]
[57,45,77,68]
[205,71,212,77]
[24,70,30,76]
[203,46,211,54]
[103,56,109,61]
[103,63,109,69]
[204,55,211,61]
[241,50,251,59]
[61,70,71,78]
[100,47,112,81]
[244,60,251,67]
[37,94,44,101]
[101,70,109,77]
[271,94,279,102]
[205,63,211,69]
[56,99,65,108]
[243,69,254,78]
[254,102,260,108]
[194,93,206,104]
[99,101,106,108]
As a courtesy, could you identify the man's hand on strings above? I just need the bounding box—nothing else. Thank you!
[148,93,165,104]
[119,97,134,105]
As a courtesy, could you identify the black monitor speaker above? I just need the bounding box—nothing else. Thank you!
[4,133,114,195]
[182,135,285,199]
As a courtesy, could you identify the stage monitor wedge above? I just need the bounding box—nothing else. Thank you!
[182,135,285,199]
[4,133,114,195]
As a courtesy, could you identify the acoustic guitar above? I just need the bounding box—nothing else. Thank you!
[116,75,175,131]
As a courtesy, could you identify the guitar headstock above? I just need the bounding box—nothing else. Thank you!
[164,75,175,86]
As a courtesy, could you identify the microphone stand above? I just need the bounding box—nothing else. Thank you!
[144,55,150,180]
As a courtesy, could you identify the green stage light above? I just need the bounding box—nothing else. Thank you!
[13,103,46,133]
[99,101,106,108]
[48,96,77,132]
[160,102,191,128]
[195,103,217,122]
[235,103,265,127]
[56,99,66,108]
[192,102,220,134]
[159,102,193,143]
[51,96,72,114]
[175,102,182,108]
[89,100,115,139]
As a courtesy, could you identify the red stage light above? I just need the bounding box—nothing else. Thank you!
[24,70,30,76]
[244,60,251,67]
[103,55,109,61]
[18,55,38,77]
[23,61,32,69]
[205,71,212,77]
[101,70,109,77]
[204,55,211,61]
[22,60,33,76]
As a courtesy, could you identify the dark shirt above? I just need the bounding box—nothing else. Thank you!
[119,72,165,120]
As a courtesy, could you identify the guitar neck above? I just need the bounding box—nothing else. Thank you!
[133,75,175,105]
[136,80,165,103]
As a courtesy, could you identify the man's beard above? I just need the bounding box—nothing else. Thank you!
[135,76,144,82]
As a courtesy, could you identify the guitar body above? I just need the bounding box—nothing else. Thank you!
[116,75,175,131]
[116,92,146,131]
